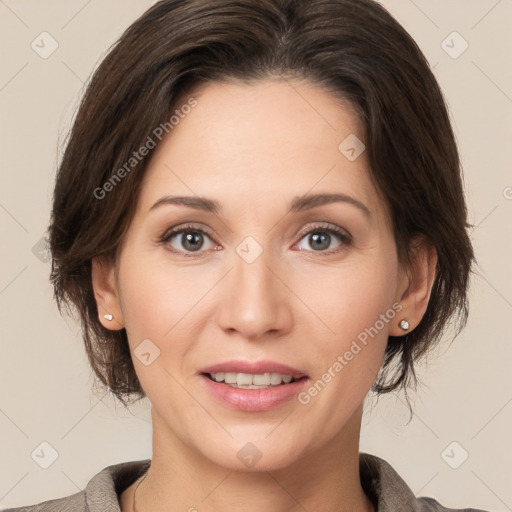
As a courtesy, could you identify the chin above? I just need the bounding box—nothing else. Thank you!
[196,434,306,473]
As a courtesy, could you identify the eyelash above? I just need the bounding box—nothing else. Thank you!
[159,222,352,258]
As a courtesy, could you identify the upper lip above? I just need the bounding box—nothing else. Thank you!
[199,360,308,379]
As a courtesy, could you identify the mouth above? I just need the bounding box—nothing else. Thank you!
[198,361,309,411]
[202,372,308,389]
[198,359,308,389]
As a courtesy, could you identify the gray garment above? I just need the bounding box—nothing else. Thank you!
[2,453,490,512]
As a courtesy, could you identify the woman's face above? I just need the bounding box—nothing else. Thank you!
[102,79,411,470]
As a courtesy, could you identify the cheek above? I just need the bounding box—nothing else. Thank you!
[289,261,397,438]
[116,251,201,406]
[291,253,398,396]
[118,251,201,338]
[297,257,398,341]
[117,249,223,384]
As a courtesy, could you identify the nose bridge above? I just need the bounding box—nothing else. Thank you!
[217,236,291,338]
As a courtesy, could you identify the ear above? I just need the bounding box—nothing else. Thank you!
[389,235,438,336]
[91,256,125,330]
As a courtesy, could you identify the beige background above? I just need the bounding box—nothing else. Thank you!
[0,0,511,510]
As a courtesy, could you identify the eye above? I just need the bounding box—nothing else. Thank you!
[160,223,219,257]
[294,223,352,255]
[160,222,352,258]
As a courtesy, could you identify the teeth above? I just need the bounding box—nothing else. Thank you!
[237,373,253,386]
[209,372,295,387]
[224,372,236,384]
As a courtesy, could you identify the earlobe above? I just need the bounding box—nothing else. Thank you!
[390,236,437,336]
[91,256,125,330]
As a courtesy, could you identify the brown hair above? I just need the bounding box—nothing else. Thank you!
[49,0,475,408]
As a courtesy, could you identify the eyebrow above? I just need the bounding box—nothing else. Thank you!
[149,192,371,218]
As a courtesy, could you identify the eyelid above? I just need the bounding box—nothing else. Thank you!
[161,222,216,240]
[294,221,351,241]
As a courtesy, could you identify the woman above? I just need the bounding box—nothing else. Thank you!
[2,0,490,511]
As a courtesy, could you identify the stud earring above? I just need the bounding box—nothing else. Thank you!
[399,319,410,331]
[104,314,114,321]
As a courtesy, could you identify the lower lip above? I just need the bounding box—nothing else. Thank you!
[199,374,309,412]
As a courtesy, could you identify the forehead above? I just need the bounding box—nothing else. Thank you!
[137,79,388,226]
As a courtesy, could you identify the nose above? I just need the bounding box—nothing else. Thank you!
[216,248,293,341]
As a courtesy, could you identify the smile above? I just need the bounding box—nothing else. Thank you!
[206,372,297,388]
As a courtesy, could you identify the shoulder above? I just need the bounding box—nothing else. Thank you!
[359,452,492,512]
[418,496,491,512]
[1,459,151,512]
[1,490,85,512]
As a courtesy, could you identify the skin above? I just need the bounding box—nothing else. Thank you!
[92,78,437,512]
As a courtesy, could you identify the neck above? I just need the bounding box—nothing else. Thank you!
[130,404,373,512]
